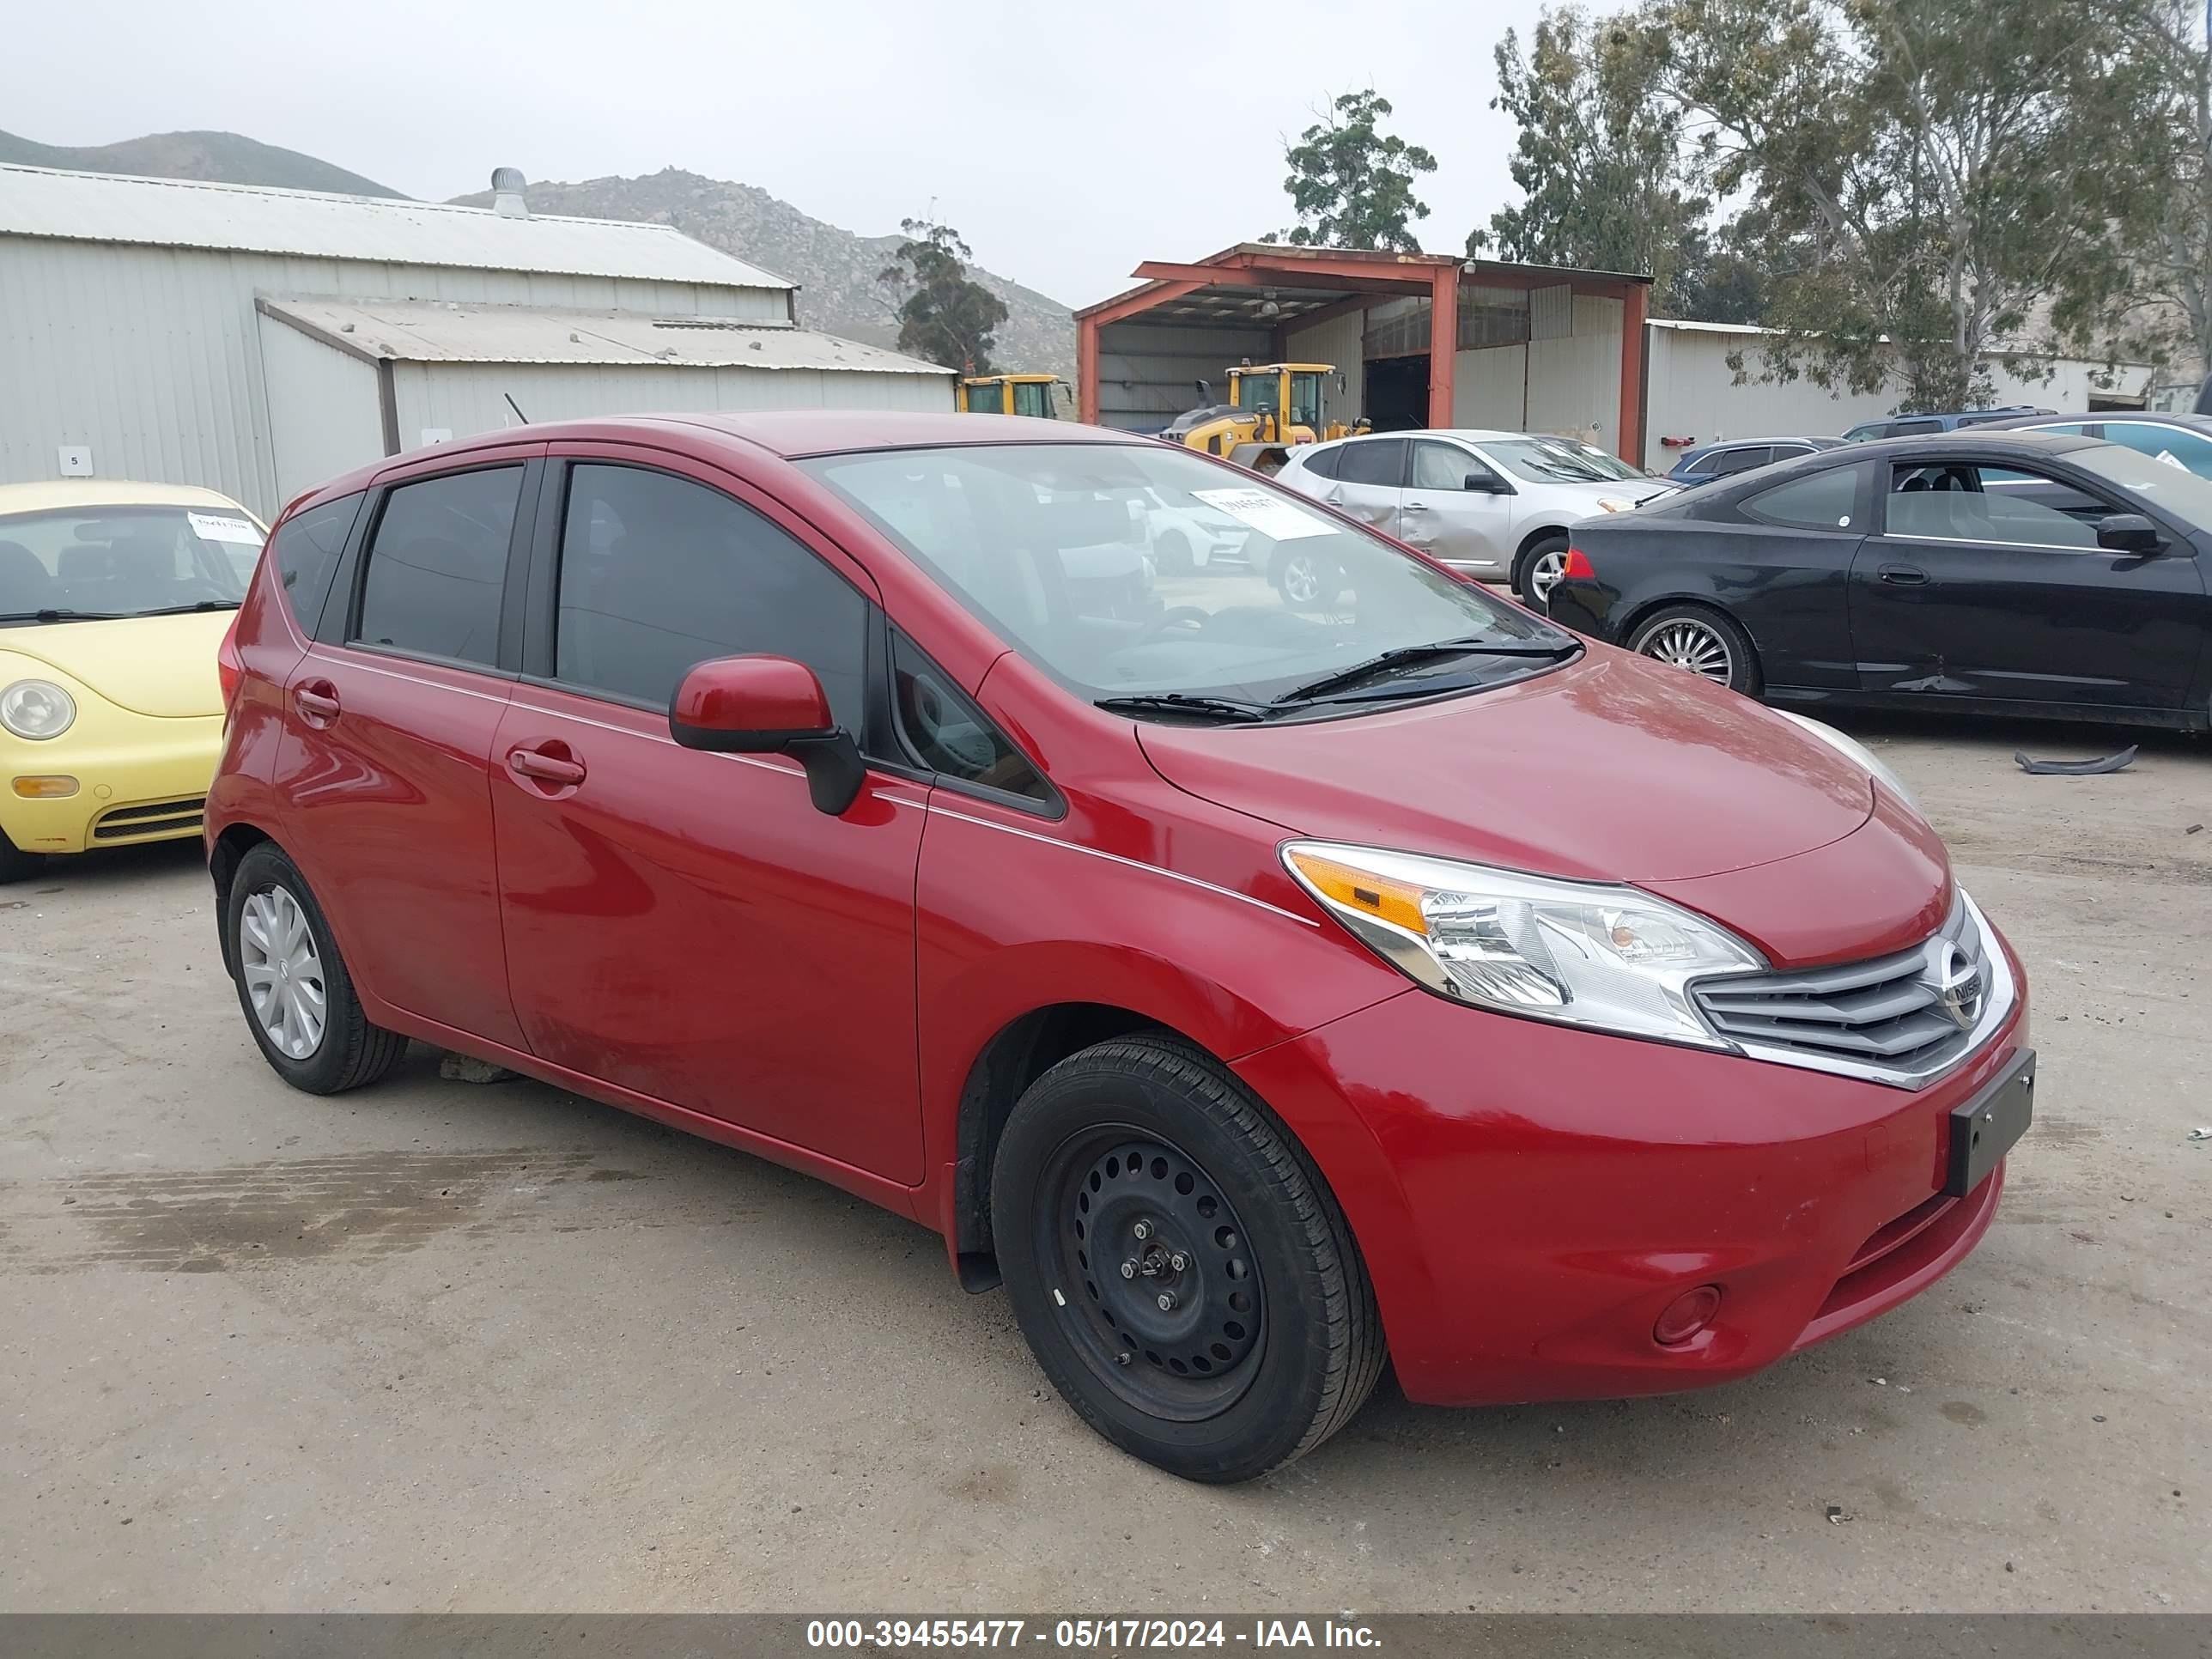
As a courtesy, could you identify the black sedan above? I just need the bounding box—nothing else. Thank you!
[1548,431,2212,731]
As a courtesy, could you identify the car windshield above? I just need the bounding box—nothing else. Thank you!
[2070,441,2212,526]
[1484,439,1632,484]
[801,442,1570,708]
[0,504,257,622]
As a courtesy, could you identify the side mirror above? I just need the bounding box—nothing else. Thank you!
[2096,513,2162,555]
[670,654,865,816]
[1463,471,1505,494]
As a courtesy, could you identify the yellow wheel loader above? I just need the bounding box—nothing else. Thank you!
[957,374,1064,418]
[1157,363,1365,473]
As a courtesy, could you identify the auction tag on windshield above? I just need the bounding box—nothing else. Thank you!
[1191,487,1334,541]
[188,511,262,544]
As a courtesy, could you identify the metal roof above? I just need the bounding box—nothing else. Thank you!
[0,163,792,290]
[257,297,952,375]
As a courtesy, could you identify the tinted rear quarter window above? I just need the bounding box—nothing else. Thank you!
[356,468,521,666]
[1741,465,1864,531]
[1299,446,1341,481]
[269,493,360,636]
[1710,446,1772,477]
[553,463,867,728]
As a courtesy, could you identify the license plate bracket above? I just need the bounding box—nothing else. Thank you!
[1945,1048,2035,1197]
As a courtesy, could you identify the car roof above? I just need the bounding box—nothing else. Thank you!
[0,478,262,521]
[1978,410,2212,433]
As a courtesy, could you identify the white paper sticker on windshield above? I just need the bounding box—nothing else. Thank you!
[1190,486,1334,542]
[187,511,262,544]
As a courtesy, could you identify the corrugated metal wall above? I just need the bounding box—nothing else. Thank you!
[1451,295,1624,441]
[389,360,951,450]
[1285,309,1364,428]
[0,236,791,517]
[1641,327,2154,470]
[1095,319,1273,431]
[256,309,383,504]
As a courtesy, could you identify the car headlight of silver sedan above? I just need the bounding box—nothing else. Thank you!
[1,679,76,740]
[1284,842,1764,1048]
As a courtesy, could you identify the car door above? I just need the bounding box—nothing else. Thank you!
[276,447,538,1050]
[1311,435,1407,532]
[1395,439,1516,574]
[489,447,927,1183]
[1850,455,2208,712]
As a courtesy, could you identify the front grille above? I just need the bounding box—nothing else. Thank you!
[1692,896,2008,1087]
[91,795,205,842]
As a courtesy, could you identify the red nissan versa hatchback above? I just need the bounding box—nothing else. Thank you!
[208,412,2033,1482]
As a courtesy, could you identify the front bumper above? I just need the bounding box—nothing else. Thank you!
[1233,932,2028,1407]
[2,716,222,855]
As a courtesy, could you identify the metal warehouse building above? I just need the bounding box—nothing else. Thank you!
[0,164,952,519]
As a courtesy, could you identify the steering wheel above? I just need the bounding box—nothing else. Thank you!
[1137,605,1212,643]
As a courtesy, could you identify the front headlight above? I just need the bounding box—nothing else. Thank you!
[1772,710,1920,814]
[1,679,76,740]
[1595,496,1637,514]
[1284,842,1764,1048]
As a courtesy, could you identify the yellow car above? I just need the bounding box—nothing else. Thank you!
[0,480,266,881]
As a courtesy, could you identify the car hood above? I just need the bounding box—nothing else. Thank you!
[1136,647,1877,884]
[0,611,230,717]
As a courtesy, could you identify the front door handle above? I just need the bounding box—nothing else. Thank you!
[1402,501,1431,513]
[294,680,341,727]
[507,746,586,787]
[1878,563,1931,586]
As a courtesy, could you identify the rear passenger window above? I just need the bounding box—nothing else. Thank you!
[553,464,867,730]
[1709,446,1772,477]
[1335,439,1407,487]
[1742,465,1864,531]
[356,468,520,667]
[269,493,360,636]
[1300,446,1342,481]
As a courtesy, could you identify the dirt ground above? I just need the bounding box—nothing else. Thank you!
[1,711,2205,1613]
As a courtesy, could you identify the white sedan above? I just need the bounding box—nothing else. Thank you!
[1273,429,1674,605]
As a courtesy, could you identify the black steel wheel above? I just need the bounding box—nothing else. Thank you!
[993,1036,1385,1482]
[1038,1127,1267,1420]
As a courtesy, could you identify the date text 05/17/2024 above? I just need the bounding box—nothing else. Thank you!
[805,1619,1382,1649]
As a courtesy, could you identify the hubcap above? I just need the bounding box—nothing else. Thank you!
[1280,556,1322,605]
[1528,548,1568,603]
[240,884,326,1060]
[1042,1130,1265,1420]
[1641,620,1734,684]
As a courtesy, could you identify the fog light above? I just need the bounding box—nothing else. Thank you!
[11,775,79,799]
[1654,1285,1723,1346]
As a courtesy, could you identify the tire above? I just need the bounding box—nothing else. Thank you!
[225,842,407,1094]
[1157,531,1195,576]
[1627,603,1763,696]
[992,1036,1385,1483]
[0,830,42,884]
[1270,549,1343,611]
[1512,532,1571,610]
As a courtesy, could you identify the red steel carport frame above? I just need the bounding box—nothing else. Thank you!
[1075,243,1651,463]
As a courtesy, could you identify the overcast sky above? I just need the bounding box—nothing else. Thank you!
[13,0,1621,305]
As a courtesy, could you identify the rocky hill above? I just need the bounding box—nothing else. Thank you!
[0,127,400,198]
[451,168,1074,378]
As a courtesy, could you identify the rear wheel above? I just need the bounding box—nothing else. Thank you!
[1628,604,1762,696]
[1156,530,1196,575]
[1271,549,1343,611]
[1512,533,1571,609]
[0,831,41,884]
[226,842,407,1094]
[992,1036,1384,1483]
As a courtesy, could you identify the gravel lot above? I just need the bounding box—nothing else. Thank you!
[2,711,2205,1613]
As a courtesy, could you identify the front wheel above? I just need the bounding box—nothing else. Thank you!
[0,830,42,884]
[1627,604,1763,696]
[1271,550,1343,611]
[992,1036,1385,1483]
[1512,533,1571,610]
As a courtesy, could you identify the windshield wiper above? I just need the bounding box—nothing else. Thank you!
[0,608,131,623]
[138,599,242,616]
[1272,635,1577,705]
[1095,693,1272,724]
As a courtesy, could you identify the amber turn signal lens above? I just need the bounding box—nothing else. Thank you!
[11,775,79,799]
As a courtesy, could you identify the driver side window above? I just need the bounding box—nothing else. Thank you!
[890,632,1054,808]
[1411,441,1497,492]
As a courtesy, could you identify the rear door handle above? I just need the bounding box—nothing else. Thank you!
[507,747,586,786]
[294,680,341,727]
[1878,563,1930,586]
